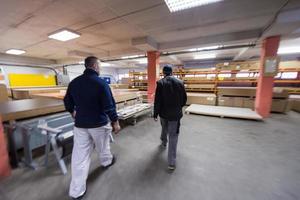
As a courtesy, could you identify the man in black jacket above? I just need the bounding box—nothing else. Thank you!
[64,56,120,199]
[154,65,187,171]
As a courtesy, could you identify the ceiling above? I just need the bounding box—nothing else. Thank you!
[0,0,300,68]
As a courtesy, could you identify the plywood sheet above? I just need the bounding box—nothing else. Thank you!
[185,104,263,120]
[0,99,65,121]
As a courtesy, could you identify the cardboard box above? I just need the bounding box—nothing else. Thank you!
[186,93,216,105]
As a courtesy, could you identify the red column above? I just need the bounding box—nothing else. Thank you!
[0,116,11,179]
[147,51,160,102]
[255,36,280,118]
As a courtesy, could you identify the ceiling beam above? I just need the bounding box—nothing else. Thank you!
[158,29,262,51]
[0,53,57,66]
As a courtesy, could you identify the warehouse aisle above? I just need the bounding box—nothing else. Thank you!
[1,112,300,200]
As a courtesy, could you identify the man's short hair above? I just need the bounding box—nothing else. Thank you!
[84,56,98,68]
[163,65,173,75]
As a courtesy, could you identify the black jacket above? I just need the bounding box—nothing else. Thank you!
[64,68,118,128]
[154,76,187,121]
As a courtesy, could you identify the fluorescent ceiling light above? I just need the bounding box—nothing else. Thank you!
[100,62,111,67]
[194,53,216,59]
[278,47,300,54]
[164,0,223,12]
[48,29,81,41]
[5,49,26,55]
[136,58,148,64]
[121,55,144,59]
[188,45,220,51]
[78,61,84,64]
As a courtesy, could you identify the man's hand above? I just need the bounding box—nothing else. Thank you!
[111,121,121,134]
[154,117,158,122]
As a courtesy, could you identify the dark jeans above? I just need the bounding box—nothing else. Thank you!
[160,118,180,166]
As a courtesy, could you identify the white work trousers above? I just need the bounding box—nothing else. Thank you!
[69,123,113,198]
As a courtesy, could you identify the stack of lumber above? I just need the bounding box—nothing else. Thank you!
[289,95,300,112]
[217,87,291,113]
[184,84,215,92]
[218,87,255,109]
[186,93,216,105]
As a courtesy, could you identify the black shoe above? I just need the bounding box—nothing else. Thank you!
[71,189,87,200]
[101,155,116,169]
[168,165,176,171]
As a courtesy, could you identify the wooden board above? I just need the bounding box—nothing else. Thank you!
[0,99,65,122]
[32,91,140,104]
[11,87,67,99]
[32,93,65,100]
[112,92,139,103]
[0,84,9,103]
[185,104,263,120]
[110,84,129,89]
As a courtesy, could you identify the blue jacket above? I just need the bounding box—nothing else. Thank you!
[64,68,118,128]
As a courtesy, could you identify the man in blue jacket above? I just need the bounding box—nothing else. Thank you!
[64,56,120,199]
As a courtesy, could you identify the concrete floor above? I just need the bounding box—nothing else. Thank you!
[1,111,300,200]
